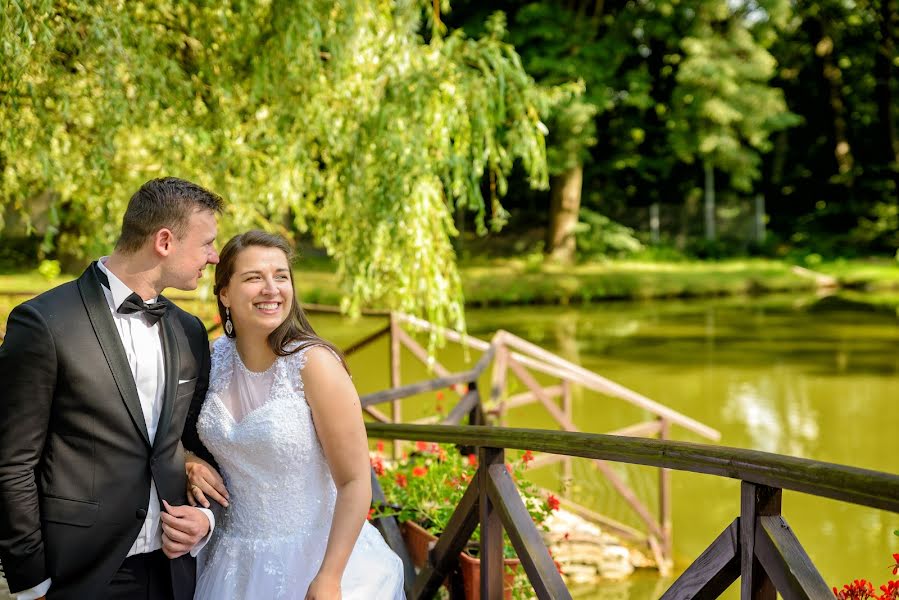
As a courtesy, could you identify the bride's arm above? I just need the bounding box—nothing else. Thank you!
[302,346,371,599]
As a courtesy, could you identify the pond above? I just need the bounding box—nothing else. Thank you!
[311,293,898,598]
[0,291,896,599]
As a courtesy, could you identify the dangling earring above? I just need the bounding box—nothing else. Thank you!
[224,307,234,336]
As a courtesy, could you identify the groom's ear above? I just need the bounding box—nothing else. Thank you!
[153,228,176,256]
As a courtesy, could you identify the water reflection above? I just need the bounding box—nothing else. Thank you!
[305,293,898,600]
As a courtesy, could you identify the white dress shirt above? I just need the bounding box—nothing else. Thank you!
[17,259,214,600]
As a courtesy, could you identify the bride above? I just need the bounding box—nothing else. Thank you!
[184,230,404,600]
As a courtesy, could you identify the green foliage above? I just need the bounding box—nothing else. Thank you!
[574,208,643,258]
[0,0,550,332]
[669,14,800,190]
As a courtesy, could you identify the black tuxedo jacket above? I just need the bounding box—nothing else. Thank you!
[0,263,214,599]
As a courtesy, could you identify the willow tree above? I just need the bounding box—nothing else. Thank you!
[0,1,548,331]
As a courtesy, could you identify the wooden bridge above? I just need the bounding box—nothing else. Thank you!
[318,307,722,575]
[364,423,899,599]
[321,309,899,599]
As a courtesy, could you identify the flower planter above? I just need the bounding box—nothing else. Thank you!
[458,550,520,600]
[401,521,521,600]
[401,520,438,568]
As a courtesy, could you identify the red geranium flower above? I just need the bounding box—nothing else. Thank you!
[892,554,899,576]
[395,474,407,488]
[521,450,534,466]
[370,455,384,476]
[467,454,478,468]
[367,507,376,521]
[376,440,384,453]
[416,441,429,452]
[547,494,561,511]
[412,466,428,477]
[833,579,876,599]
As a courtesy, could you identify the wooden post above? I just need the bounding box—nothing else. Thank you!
[491,343,508,426]
[389,313,402,459]
[562,380,573,483]
[658,417,672,574]
[741,482,781,599]
[479,446,505,600]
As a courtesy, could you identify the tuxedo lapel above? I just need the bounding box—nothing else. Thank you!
[155,302,179,447]
[78,263,152,448]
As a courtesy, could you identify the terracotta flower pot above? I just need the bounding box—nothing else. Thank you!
[401,521,522,599]
[400,520,438,568]
[458,550,521,600]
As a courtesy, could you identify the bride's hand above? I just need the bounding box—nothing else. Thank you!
[185,454,230,508]
[304,573,341,600]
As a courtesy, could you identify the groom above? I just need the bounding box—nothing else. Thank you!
[0,178,224,599]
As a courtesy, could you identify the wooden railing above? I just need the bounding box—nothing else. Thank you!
[366,423,899,600]
[326,308,721,571]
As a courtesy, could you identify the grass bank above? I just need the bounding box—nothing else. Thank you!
[2,257,898,309]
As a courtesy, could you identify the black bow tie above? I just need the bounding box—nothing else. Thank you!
[117,293,168,325]
[94,263,168,325]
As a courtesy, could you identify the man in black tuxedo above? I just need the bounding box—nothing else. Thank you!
[0,178,225,600]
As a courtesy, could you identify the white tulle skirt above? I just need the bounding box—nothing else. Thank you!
[194,522,405,600]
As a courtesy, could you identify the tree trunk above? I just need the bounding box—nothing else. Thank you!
[546,164,583,263]
[704,161,716,241]
[809,19,855,179]
[875,0,899,172]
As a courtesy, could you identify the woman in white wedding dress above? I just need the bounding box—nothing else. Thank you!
[186,230,404,600]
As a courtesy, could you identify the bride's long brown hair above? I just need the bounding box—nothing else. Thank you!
[214,230,348,372]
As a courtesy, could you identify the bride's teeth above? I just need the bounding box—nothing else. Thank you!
[255,303,279,310]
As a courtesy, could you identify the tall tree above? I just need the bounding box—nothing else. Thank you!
[0,1,549,330]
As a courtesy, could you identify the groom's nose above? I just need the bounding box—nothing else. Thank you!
[208,249,220,265]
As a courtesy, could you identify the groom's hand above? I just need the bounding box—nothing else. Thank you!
[160,499,211,559]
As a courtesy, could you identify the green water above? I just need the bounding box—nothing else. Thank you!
[311,293,898,599]
[1,292,895,599]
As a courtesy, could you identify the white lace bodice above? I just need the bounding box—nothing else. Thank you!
[197,337,336,538]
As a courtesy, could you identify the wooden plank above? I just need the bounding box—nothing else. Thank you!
[504,385,563,410]
[390,314,401,458]
[413,477,481,599]
[507,358,665,540]
[479,448,504,600]
[441,390,480,426]
[487,464,572,600]
[754,515,832,600]
[394,315,719,441]
[395,327,467,394]
[359,369,480,407]
[341,322,390,356]
[364,424,899,514]
[370,469,416,596]
[301,302,392,316]
[363,405,391,423]
[659,519,741,599]
[395,313,492,350]
[741,482,781,600]
[607,420,664,438]
[502,332,720,440]
[535,486,648,543]
[658,418,672,573]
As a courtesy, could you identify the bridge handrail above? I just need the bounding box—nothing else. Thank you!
[365,423,899,514]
